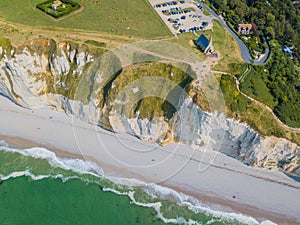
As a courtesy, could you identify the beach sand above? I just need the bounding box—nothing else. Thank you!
[0,96,299,224]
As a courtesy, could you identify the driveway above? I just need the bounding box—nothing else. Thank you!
[199,1,270,65]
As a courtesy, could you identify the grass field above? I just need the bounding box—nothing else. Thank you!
[171,32,207,61]
[212,20,243,72]
[171,20,243,72]
[0,0,171,38]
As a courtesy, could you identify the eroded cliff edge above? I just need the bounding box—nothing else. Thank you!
[0,38,299,176]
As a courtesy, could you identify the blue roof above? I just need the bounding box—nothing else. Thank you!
[195,34,209,50]
[283,46,294,53]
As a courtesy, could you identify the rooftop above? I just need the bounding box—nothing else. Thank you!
[238,24,252,29]
[195,34,209,48]
[52,0,62,7]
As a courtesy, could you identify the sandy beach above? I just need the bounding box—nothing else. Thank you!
[0,96,299,224]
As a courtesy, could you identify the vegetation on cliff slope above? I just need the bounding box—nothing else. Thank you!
[221,74,300,145]
[12,39,193,122]
[0,38,13,60]
[1,33,299,145]
[107,62,193,120]
[240,48,300,128]
[206,0,300,128]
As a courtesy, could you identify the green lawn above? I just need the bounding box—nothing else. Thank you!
[173,20,243,72]
[212,20,243,72]
[0,0,171,38]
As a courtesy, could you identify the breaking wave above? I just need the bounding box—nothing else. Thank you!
[0,142,276,225]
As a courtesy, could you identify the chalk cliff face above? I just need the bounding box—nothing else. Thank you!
[0,38,299,176]
[173,98,300,175]
[0,39,94,107]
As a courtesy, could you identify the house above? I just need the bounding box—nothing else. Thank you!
[283,46,294,58]
[51,0,62,10]
[195,34,214,53]
[238,24,252,35]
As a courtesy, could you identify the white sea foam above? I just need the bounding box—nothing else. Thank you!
[128,192,194,225]
[0,169,78,183]
[103,188,190,225]
[0,140,8,147]
[0,144,276,225]
[141,182,263,225]
[0,170,47,181]
[0,146,104,177]
[260,221,277,225]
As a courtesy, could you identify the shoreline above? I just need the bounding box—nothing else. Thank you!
[0,134,297,225]
[0,96,300,224]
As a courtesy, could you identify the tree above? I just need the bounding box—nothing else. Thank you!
[266,26,275,39]
[266,13,275,26]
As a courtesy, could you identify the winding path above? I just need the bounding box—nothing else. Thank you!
[227,73,300,132]
[124,43,299,132]
[200,1,270,65]
[198,3,300,131]
[211,68,300,131]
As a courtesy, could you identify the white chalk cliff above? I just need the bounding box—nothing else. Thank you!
[0,38,299,176]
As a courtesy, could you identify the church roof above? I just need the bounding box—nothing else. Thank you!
[195,34,209,50]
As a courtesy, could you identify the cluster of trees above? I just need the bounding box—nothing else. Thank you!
[266,50,300,127]
[209,0,300,127]
[209,0,300,56]
[241,49,300,127]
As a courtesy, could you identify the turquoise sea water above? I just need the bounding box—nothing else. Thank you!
[0,143,272,225]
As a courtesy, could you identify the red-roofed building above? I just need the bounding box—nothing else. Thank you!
[238,24,252,35]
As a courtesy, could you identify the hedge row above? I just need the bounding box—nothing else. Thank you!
[36,0,80,19]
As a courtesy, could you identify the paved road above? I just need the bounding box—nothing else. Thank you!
[200,2,270,65]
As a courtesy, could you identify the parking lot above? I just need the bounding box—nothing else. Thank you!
[149,0,213,35]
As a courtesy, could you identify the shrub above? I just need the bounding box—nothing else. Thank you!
[84,40,106,48]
